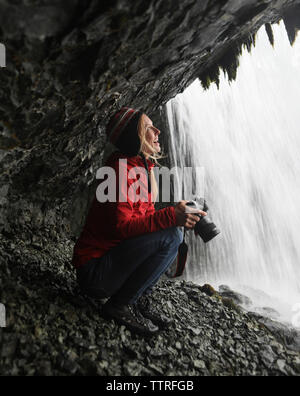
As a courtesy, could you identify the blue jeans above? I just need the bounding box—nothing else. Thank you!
[76,227,183,304]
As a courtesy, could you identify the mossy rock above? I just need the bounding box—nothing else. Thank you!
[200,284,217,297]
[222,297,241,313]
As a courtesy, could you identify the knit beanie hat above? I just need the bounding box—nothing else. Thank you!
[106,106,153,193]
[106,107,143,157]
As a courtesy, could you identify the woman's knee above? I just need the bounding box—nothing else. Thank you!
[76,259,110,299]
[165,226,183,247]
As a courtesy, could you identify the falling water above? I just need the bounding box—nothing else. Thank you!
[165,22,300,323]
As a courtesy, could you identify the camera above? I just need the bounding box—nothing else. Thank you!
[185,198,220,243]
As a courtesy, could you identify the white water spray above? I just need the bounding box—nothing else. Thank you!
[166,22,300,323]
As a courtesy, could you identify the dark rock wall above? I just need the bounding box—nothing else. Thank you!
[1,0,300,244]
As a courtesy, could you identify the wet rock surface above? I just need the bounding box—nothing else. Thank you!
[219,285,252,307]
[249,312,300,354]
[216,286,300,353]
[1,235,300,376]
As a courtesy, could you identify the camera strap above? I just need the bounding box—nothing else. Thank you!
[170,228,188,278]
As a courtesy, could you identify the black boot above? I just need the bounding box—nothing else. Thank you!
[102,300,159,336]
[137,295,173,329]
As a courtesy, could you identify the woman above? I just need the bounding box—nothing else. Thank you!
[72,107,205,336]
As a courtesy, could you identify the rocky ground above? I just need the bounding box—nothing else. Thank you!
[1,235,300,376]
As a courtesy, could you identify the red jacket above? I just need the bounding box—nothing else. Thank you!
[72,151,177,269]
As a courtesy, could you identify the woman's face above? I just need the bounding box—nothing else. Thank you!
[143,115,161,155]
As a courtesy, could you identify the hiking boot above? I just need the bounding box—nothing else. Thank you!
[102,300,159,336]
[137,295,173,329]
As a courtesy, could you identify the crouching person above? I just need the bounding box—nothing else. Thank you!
[71,107,205,336]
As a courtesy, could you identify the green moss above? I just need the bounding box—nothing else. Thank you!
[200,64,221,90]
[200,75,211,90]
[200,17,298,91]
[222,297,241,313]
[200,284,217,297]
[243,36,254,53]
[219,45,240,83]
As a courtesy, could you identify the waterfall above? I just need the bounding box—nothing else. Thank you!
[165,22,300,323]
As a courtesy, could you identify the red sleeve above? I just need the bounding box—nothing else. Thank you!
[111,201,177,239]
[105,159,177,240]
[145,204,156,216]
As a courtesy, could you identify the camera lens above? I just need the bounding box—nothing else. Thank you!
[186,198,220,243]
[194,216,220,243]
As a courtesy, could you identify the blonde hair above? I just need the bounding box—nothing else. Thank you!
[138,114,167,202]
[138,114,166,164]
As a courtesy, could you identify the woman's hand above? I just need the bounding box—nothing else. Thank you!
[174,200,207,229]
